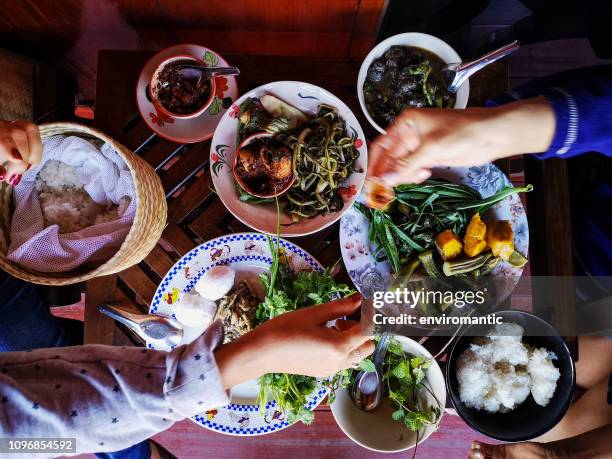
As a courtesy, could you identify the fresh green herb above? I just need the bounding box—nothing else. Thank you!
[359,358,376,373]
[256,201,354,423]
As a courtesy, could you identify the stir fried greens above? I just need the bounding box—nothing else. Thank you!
[255,235,353,424]
[356,179,533,274]
[237,97,361,221]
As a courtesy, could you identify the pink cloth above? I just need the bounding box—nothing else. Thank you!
[7,135,136,272]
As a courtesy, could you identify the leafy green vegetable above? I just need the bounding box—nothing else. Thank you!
[255,216,354,423]
[359,359,376,373]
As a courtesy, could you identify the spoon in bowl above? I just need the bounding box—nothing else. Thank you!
[442,40,520,93]
[350,333,391,411]
[99,304,184,349]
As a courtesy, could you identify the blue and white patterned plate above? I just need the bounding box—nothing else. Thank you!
[340,164,529,298]
[149,233,328,436]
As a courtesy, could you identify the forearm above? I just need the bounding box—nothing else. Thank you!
[484,96,556,158]
[548,423,612,459]
[0,321,229,456]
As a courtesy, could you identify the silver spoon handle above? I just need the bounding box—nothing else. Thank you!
[452,40,520,90]
[99,304,143,333]
[373,333,391,368]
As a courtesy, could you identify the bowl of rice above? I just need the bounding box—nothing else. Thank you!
[446,310,575,441]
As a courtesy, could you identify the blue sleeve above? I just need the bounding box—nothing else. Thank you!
[486,66,612,159]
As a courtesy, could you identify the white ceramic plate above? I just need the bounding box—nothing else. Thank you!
[136,44,238,143]
[330,336,446,452]
[148,233,327,435]
[358,32,470,134]
[210,81,368,237]
[340,164,529,298]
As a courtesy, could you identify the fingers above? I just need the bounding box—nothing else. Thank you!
[303,292,363,324]
[367,113,423,186]
[338,322,371,349]
[0,120,41,186]
[15,121,42,167]
[334,318,358,332]
[337,338,376,371]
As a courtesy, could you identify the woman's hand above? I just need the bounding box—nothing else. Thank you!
[0,120,42,186]
[215,293,374,389]
[367,96,556,187]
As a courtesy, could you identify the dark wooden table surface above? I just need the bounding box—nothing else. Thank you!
[88,50,512,347]
[83,50,580,454]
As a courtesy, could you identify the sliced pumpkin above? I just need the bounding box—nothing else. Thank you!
[464,213,488,257]
[435,229,463,261]
[486,220,515,261]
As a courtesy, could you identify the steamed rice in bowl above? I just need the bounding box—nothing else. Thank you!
[456,322,560,413]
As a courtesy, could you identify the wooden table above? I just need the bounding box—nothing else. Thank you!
[83,50,581,454]
[88,50,511,346]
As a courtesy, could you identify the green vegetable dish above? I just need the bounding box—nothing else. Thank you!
[357,179,532,313]
[236,95,362,222]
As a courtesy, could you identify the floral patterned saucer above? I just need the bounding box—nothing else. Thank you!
[340,164,529,298]
[136,44,238,143]
[148,233,327,436]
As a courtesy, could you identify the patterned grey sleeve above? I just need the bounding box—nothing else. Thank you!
[0,320,229,456]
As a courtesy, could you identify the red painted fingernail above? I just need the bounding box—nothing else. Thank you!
[9,174,21,187]
[26,163,32,171]
[0,166,5,181]
[10,148,22,161]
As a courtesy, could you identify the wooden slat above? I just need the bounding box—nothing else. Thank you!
[159,144,210,196]
[142,244,176,280]
[84,274,118,345]
[141,138,186,170]
[168,168,215,224]
[160,224,197,257]
[118,264,158,306]
[187,197,231,242]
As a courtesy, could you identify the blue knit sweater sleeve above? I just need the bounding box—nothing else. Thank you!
[487,67,612,158]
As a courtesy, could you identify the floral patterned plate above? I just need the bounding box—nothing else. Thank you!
[148,233,327,436]
[136,44,238,143]
[340,164,529,298]
[210,81,367,237]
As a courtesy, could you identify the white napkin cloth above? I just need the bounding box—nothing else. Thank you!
[7,135,136,272]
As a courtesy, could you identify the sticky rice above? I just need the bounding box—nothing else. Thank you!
[456,322,560,412]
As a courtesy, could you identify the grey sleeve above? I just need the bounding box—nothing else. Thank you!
[0,320,230,456]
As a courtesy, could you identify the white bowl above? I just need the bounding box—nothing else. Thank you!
[357,32,470,134]
[210,81,368,237]
[330,335,446,453]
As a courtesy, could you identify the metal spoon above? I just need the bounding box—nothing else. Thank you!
[442,40,520,93]
[175,65,240,81]
[99,304,184,349]
[350,333,391,411]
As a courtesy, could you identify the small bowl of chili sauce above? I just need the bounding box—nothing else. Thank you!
[150,55,216,119]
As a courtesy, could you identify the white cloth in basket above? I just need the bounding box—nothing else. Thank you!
[7,135,136,272]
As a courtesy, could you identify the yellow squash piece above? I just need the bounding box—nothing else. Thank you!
[464,213,488,257]
[486,220,515,260]
[435,229,463,261]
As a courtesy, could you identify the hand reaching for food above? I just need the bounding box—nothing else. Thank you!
[215,293,374,388]
[367,96,556,188]
[0,120,42,186]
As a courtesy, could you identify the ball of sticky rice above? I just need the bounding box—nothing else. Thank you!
[456,322,559,413]
[195,265,236,301]
[173,291,217,328]
[456,349,491,410]
[528,347,560,406]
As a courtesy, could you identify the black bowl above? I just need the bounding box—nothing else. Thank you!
[446,310,575,442]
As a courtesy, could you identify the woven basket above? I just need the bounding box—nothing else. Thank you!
[0,122,167,285]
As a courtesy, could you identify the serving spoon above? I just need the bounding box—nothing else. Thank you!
[99,304,184,349]
[442,40,520,93]
[350,333,391,411]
